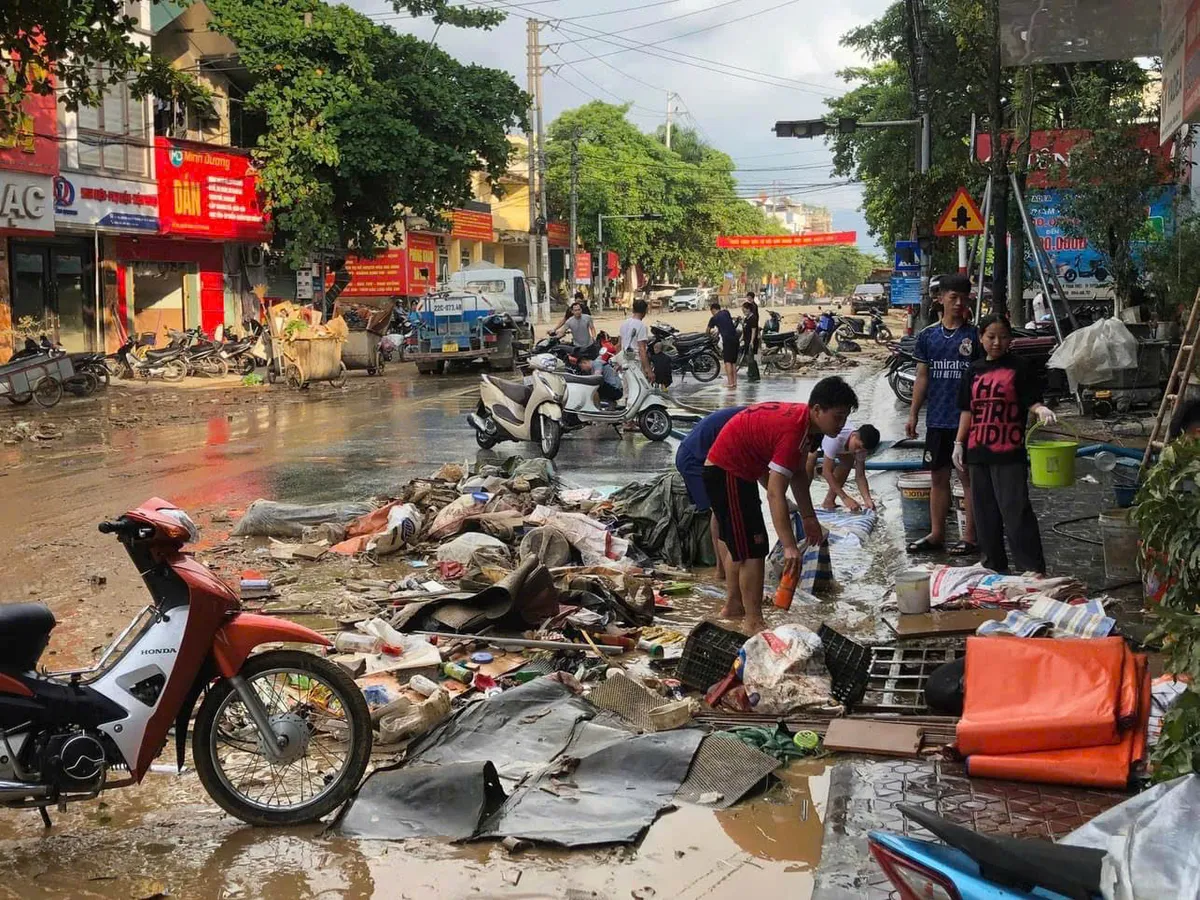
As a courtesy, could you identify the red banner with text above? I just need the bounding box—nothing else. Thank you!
[155,138,270,241]
[333,234,438,298]
[451,208,493,242]
[575,251,592,282]
[715,231,857,249]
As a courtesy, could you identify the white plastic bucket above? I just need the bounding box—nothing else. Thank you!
[898,471,933,536]
[895,568,931,615]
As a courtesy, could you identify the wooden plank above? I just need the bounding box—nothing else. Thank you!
[885,609,1005,638]
[823,719,925,757]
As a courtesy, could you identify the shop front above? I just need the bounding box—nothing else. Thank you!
[113,236,223,347]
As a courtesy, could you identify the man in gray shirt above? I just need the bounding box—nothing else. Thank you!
[554,301,596,348]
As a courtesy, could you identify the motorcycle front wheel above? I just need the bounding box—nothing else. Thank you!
[639,407,673,441]
[538,415,562,458]
[771,347,796,371]
[690,350,721,383]
[193,649,373,827]
[874,326,893,344]
[162,359,188,382]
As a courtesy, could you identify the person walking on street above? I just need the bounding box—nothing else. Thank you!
[708,301,740,389]
[703,377,860,636]
[617,298,653,379]
[905,274,980,555]
[741,293,761,383]
[675,405,746,579]
[553,301,596,349]
[954,315,1054,573]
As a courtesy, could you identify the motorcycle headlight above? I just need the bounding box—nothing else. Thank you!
[160,508,200,544]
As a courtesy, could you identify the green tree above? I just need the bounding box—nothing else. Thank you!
[797,246,881,296]
[206,0,527,266]
[1,0,208,131]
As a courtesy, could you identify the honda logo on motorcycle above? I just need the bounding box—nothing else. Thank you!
[140,647,177,655]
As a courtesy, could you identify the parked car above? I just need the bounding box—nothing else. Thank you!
[642,283,680,307]
[697,286,716,304]
[669,287,701,311]
[850,282,887,314]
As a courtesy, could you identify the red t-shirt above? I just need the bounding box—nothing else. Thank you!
[706,402,812,482]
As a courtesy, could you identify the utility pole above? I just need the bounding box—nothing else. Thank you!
[569,130,580,292]
[533,20,552,323]
[907,0,933,321]
[665,91,676,150]
[525,19,540,322]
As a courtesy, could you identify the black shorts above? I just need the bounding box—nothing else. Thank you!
[703,465,768,561]
[721,341,739,364]
[923,427,958,471]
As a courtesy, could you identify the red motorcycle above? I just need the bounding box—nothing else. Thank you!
[0,499,372,827]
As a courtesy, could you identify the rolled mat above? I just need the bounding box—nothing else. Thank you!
[968,654,1150,790]
[957,636,1128,757]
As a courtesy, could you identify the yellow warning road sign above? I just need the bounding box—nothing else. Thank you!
[934,188,985,237]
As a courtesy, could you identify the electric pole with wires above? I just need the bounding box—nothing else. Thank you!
[525,18,541,322]
[534,21,552,322]
[569,129,580,292]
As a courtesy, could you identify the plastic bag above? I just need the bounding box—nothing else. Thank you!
[377,689,452,745]
[738,624,832,715]
[231,499,376,538]
[427,495,483,541]
[527,505,628,562]
[436,532,511,567]
[1048,317,1139,390]
[367,503,424,556]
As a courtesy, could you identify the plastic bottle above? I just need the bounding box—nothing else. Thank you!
[442,661,472,683]
[334,632,382,654]
[774,568,799,610]
[408,674,441,697]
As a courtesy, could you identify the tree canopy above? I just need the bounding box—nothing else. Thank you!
[543,102,877,291]
[206,0,527,265]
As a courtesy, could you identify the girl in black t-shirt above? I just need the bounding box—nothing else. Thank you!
[952,315,1057,574]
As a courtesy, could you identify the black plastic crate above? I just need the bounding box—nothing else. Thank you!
[819,624,871,707]
[676,621,747,691]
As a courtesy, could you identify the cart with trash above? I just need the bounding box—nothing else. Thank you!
[334,297,396,376]
[263,302,348,389]
[0,351,74,408]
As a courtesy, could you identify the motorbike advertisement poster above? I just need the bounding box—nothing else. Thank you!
[1023,187,1174,301]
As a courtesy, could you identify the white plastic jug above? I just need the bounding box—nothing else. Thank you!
[895,568,931,615]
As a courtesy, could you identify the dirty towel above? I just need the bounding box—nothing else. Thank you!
[334,761,506,840]
[813,508,878,548]
[767,536,832,596]
[929,565,1086,608]
[977,596,1114,639]
[609,472,716,567]
[231,499,375,538]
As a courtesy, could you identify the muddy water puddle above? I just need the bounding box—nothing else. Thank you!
[0,761,830,899]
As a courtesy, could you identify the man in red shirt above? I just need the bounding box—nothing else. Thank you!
[703,377,860,635]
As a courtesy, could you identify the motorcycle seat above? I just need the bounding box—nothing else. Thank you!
[143,348,181,361]
[898,804,1103,900]
[0,604,56,671]
[563,372,604,386]
[672,332,708,344]
[762,332,794,346]
[491,377,533,407]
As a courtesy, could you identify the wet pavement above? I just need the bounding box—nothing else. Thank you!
[0,359,1141,897]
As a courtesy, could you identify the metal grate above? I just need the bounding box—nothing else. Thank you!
[858,643,965,714]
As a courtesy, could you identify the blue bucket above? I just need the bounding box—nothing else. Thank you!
[898,471,933,536]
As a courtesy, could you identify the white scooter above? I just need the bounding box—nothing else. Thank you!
[535,352,673,441]
[468,368,567,458]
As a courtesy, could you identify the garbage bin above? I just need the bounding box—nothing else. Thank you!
[343,330,384,375]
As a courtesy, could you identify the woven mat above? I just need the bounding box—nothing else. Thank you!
[675,734,781,809]
[586,673,671,733]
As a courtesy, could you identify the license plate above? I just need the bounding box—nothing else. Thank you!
[442,342,459,353]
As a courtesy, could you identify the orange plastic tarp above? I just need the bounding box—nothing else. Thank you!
[330,501,400,556]
[957,636,1127,756]
[968,654,1149,789]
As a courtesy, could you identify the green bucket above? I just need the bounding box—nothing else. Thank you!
[1027,422,1078,488]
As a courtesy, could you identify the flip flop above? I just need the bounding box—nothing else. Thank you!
[948,541,978,556]
[907,537,944,554]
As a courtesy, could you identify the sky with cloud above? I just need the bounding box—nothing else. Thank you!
[345,0,894,253]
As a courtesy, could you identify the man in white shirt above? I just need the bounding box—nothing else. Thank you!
[805,423,881,512]
[617,298,652,377]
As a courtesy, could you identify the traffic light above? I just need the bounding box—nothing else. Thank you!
[773,119,828,139]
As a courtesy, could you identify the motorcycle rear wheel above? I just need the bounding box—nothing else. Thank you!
[874,326,893,344]
[771,347,797,371]
[162,359,188,382]
[192,649,373,827]
[690,350,721,383]
[236,356,256,376]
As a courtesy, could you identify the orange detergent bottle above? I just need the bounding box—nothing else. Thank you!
[774,568,799,610]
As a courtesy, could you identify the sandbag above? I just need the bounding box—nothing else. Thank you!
[967,654,1149,789]
[527,505,628,562]
[739,624,832,715]
[231,499,375,538]
[957,636,1128,756]
[368,503,424,556]
[436,532,511,568]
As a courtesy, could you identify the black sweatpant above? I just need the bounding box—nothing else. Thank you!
[968,462,1046,574]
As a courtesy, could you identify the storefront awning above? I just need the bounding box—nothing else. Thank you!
[1000,0,1160,65]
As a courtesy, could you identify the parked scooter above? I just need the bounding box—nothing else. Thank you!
[868,312,893,344]
[885,338,918,404]
[760,328,800,371]
[167,329,229,378]
[469,367,567,458]
[539,353,674,441]
[649,323,721,383]
[114,339,188,382]
[0,498,372,828]
[869,803,1104,900]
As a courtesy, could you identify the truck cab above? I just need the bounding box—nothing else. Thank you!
[445,268,531,322]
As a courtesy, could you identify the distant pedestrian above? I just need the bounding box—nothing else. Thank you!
[741,293,761,383]
[649,340,673,390]
[906,273,980,555]
[707,301,740,389]
[553,301,595,349]
[617,298,653,378]
[954,314,1054,573]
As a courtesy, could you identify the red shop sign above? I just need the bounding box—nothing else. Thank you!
[547,220,570,247]
[332,234,439,298]
[450,208,493,242]
[574,251,592,282]
[155,137,270,241]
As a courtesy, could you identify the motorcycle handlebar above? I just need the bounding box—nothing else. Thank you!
[98,517,137,536]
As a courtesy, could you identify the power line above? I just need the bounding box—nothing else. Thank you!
[547,0,747,46]
[552,0,687,22]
